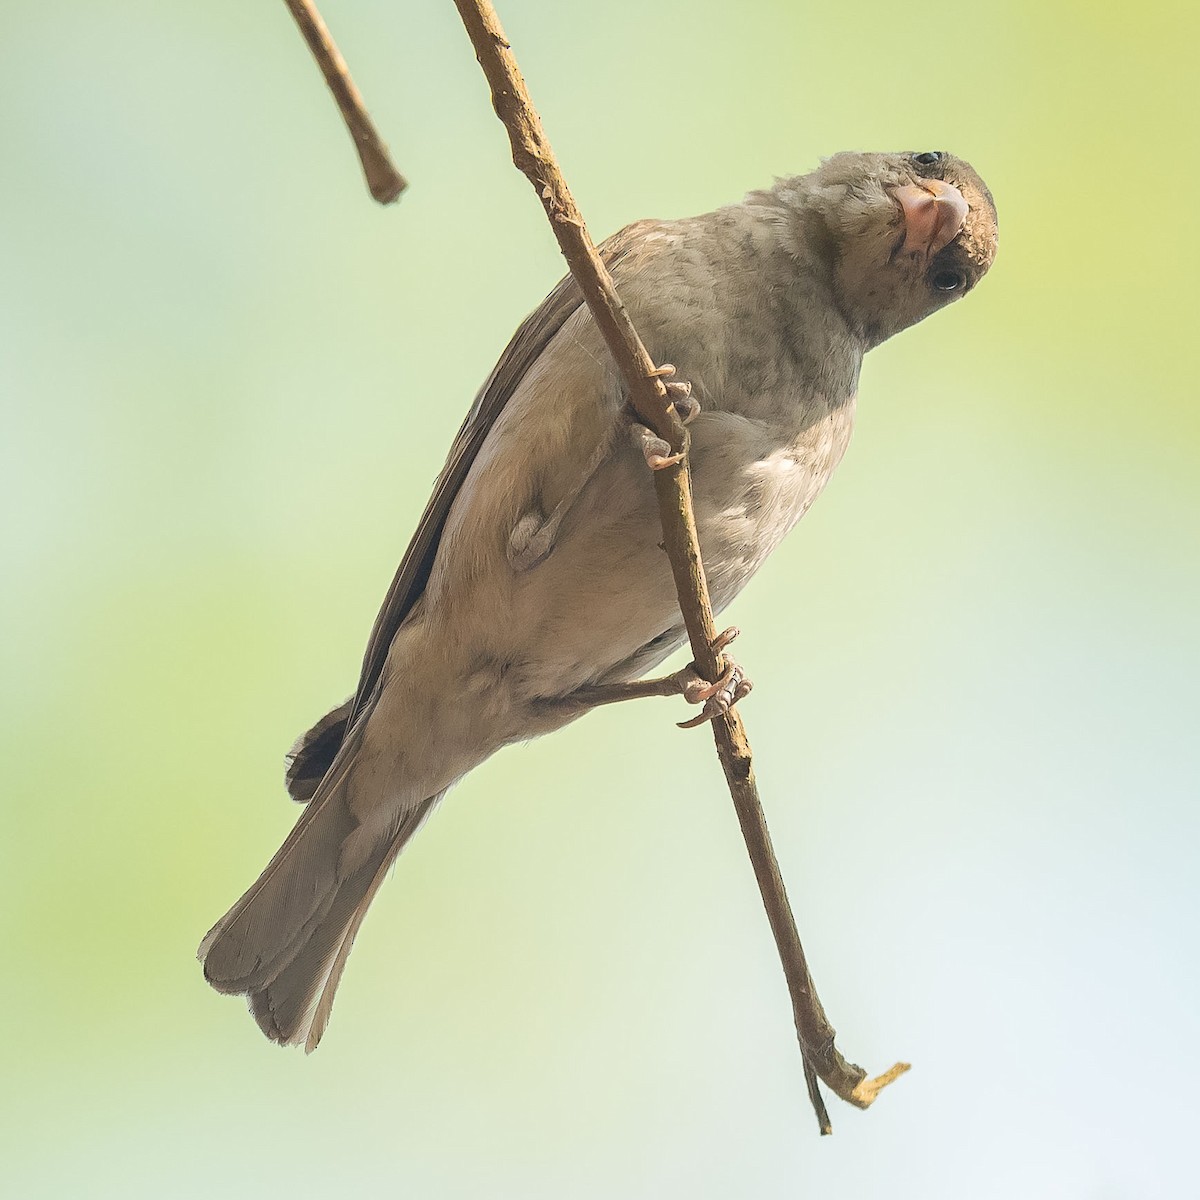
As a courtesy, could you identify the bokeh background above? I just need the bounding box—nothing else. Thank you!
[3,1,1197,1196]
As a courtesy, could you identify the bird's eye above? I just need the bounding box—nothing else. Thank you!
[912,151,943,167]
[931,270,965,292]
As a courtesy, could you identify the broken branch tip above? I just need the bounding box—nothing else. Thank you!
[848,1061,912,1108]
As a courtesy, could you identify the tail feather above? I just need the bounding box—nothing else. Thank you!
[240,851,381,1045]
[200,715,443,1046]
[247,794,441,1051]
[199,758,361,994]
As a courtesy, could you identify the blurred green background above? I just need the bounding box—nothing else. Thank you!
[2,1,1197,1195]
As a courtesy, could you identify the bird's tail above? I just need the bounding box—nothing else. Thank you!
[199,764,441,1052]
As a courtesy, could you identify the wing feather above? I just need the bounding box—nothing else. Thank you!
[321,222,659,749]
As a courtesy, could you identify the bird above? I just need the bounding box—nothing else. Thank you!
[199,149,999,1050]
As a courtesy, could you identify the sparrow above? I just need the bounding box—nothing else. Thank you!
[199,150,999,1049]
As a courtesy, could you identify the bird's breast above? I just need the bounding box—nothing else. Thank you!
[688,391,857,609]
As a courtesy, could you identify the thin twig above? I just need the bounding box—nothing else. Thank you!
[283,0,407,204]
[804,1057,833,1138]
[451,0,909,1133]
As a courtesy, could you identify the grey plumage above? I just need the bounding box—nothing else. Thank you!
[200,150,999,1049]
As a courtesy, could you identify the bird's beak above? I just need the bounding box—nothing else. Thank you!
[890,179,969,259]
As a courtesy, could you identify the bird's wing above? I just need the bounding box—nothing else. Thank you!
[284,220,657,798]
[350,219,657,721]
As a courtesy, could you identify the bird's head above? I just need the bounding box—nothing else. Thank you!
[781,150,998,348]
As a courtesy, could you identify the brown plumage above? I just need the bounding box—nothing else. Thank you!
[199,151,998,1049]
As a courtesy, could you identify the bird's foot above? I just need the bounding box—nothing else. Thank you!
[630,365,701,469]
[674,627,753,729]
[673,658,752,728]
[556,628,751,726]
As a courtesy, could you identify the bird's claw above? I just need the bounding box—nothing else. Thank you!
[644,438,685,471]
[711,625,740,655]
[666,381,700,425]
[673,628,753,729]
[649,363,701,425]
[631,422,684,471]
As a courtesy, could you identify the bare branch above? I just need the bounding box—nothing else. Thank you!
[283,0,406,204]
[451,0,908,1132]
